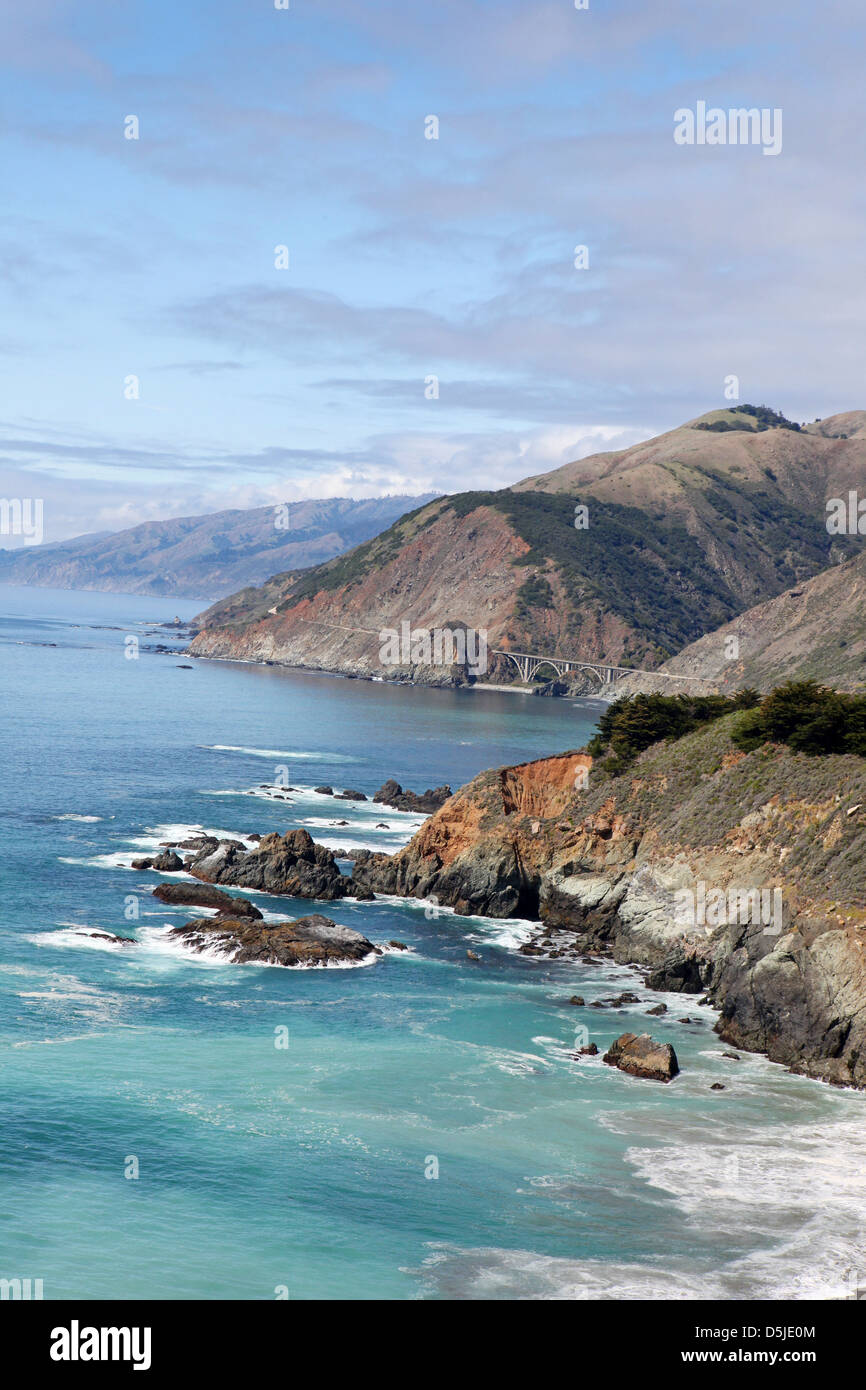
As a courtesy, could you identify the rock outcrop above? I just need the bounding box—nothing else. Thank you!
[372,780,452,814]
[354,718,866,1088]
[152,882,263,918]
[603,1032,679,1082]
[186,828,350,901]
[168,913,377,967]
[353,754,590,917]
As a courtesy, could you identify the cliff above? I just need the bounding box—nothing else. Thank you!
[354,715,866,1088]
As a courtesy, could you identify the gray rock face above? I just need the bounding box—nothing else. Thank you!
[168,913,378,967]
[187,828,350,900]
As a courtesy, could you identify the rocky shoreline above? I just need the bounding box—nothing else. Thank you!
[346,722,866,1090]
[115,731,866,1085]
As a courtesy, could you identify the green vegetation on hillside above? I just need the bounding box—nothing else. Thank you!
[588,682,866,777]
[733,681,866,757]
[694,403,801,433]
[586,690,760,775]
[450,490,740,655]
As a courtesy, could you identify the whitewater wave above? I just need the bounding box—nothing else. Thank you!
[202,744,357,762]
[410,1101,866,1299]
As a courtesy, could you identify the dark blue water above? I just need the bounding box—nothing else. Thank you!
[1,585,863,1301]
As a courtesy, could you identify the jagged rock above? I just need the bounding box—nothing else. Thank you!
[131,858,153,870]
[152,882,262,918]
[602,1032,680,1083]
[372,779,452,814]
[576,1043,598,1056]
[722,1051,741,1061]
[151,850,185,872]
[336,788,367,801]
[467,949,482,961]
[647,1002,668,1016]
[169,913,378,967]
[314,785,334,796]
[711,1083,726,1090]
[186,828,350,900]
[388,940,408,950]
[569,995,585,1006]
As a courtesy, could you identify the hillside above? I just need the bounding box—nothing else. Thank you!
[189,408,866,682]
[0,494,437,601]
[612,549,866,697]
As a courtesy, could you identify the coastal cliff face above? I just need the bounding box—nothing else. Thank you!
[357,717,866,1088]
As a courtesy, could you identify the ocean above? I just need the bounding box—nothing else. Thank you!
[1,584,864,1301]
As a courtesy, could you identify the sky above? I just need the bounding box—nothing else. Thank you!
[1,0,865,543]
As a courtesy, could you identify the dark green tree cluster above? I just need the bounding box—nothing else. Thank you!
[732,681,866,756]
[695,404,801,433]
[587,690,759,774]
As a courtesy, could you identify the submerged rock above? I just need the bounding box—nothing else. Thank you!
[168,913,378,967]
[602,1032,680,1083]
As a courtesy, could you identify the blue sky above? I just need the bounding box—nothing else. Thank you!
[1,0,864,541]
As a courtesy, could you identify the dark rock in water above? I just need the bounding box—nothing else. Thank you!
[678,1017,696,1024]
[77,931,136,945]
[722,1051,741,1061]
[590,991,641,1009]
[375,822,390,829]
[168,913,378,968]
[646,949,704,994]
[467,949,482,961]
[314,785,334,796]
[152,882,263,919]
[175,835,219,852]
[152,849,183,872]
[372,779,452,814]
[186,827,350,901]
[333,820,350,827]
[336,789,367,801]
[351,883,375,901]
[131,858,153,870]
[710,1083,726,1091]
[647,1002,668,1016]
[569,995,585,1006]
[603,1032,679,1083]
[576,1043,598,1056]
[388,940,408,951]
[176,664,193,669]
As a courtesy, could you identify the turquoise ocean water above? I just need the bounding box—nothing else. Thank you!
[1,584,864,1301]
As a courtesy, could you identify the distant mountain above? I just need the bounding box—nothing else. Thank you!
[189,408,866,682]
[0,495,439,601]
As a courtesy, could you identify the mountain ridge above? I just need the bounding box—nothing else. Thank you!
[0,494,439,601]
[189,408,866,684]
